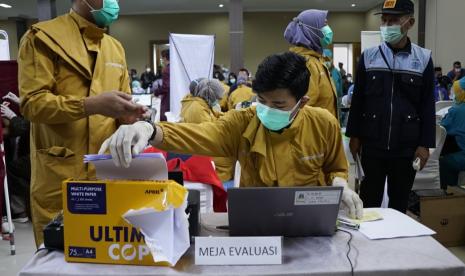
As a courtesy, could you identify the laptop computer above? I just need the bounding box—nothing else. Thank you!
[227,186,343,237]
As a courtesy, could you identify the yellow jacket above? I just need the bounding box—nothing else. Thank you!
[159,106,348,187]
[179,95,234,181]
[18,11,130,246]
[290,46,338,118]
[227,84,254,110]
[180,95,218,123]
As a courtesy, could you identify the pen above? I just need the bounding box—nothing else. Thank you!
[337,219,360,230]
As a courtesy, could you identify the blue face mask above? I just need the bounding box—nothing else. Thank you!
[320,25,334,48]
[256,100,301,131]
[83,0,120,27]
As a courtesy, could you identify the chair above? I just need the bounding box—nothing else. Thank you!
[412,125,447,190]
[435,100,453,112]
[164,111,180,123]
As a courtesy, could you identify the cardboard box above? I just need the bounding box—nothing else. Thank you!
[62,179,187,266]
[419,186,465,247]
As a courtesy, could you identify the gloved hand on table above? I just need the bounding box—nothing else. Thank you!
[332,176,363,219]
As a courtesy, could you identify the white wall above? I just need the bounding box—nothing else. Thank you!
[425,0,465,69]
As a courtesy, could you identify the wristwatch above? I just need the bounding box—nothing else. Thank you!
[148,122,157,142]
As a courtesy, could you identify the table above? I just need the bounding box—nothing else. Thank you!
[19,211,465,276]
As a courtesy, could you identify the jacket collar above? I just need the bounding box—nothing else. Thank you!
[290,46,324,60]
[32,10,105,79]
[385,37,412,55]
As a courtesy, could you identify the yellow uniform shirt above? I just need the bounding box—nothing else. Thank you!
[18,10,131,246]
[159,106,348,187]
[227,84,254,110]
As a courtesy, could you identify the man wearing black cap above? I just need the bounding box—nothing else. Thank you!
[346,0,435,213]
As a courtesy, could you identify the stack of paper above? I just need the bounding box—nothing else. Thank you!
[358,208,435,240]
[85,153,168,181]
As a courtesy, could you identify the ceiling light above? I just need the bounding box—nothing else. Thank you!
[0,3,12,8]
[351,3,356,7]
[219,4,224,8]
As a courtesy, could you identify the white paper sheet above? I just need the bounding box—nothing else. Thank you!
[359,208,435,240]
[86,153,168,181]
[122,198,190,266]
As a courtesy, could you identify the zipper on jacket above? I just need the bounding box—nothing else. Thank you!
[387,54,396,150]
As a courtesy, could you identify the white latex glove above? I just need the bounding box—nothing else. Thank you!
[2,92,20,104]
[1,104,16,120]
[98,121,154,168]
[332,177,363,219]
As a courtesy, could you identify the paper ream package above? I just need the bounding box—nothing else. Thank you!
[62,179,188,266]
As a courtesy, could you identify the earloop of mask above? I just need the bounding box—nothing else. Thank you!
[294,18,324,40]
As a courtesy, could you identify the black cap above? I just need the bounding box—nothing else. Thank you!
[375,0,414,15]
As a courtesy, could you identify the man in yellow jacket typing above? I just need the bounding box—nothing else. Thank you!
[100,52,363,219]
[19,0,145,246]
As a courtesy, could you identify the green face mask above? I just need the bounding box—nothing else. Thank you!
[320,25,334,48]
[256,100,301,131]
[83,0,120,27]
[380,25,405,44]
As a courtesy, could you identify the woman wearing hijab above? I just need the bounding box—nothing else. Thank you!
[284,9,338,118]
[180,78,235,184]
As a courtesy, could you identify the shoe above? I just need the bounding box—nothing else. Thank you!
[1,217,15,233]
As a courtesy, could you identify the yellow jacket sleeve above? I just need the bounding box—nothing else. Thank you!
[159,110,247,158]
[307,60,321,107]
[322,115,348,183]
[18,32,87,124]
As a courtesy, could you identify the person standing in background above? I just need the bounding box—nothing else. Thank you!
[447,61,465,83]
[1,93,30,224]
[434,67,450,101]
[155,49,170,121]
[18,0,146,246]
[226,74,254,110]
[284,9,338,118]
[227,72,237,87]
[140,64,156,90]
[346,0,435,213]
[338,62,347,77]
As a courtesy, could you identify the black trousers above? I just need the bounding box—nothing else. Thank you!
[360,155,416,213]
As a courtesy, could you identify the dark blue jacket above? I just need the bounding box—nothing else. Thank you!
[346,41,435,158]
